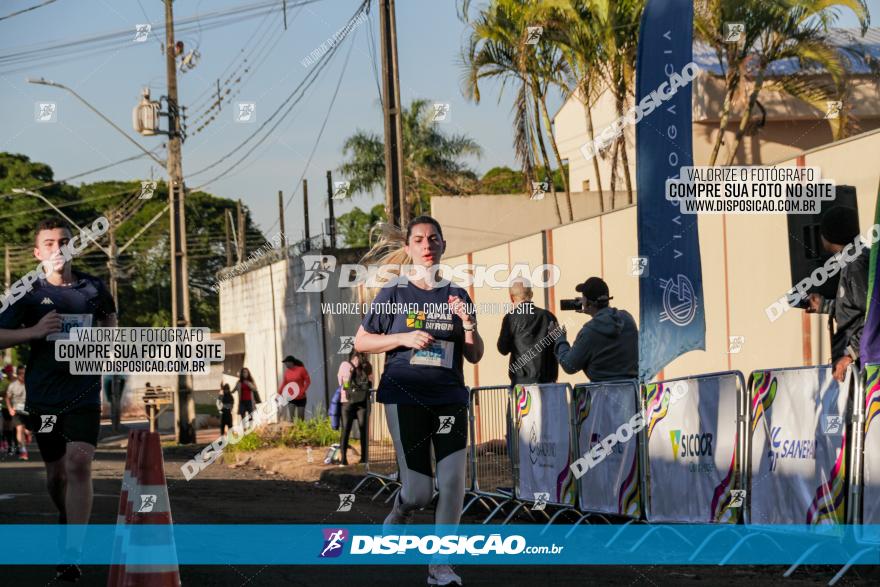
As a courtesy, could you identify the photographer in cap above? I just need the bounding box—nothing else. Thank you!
[554,277,638,381]
[804,206,869,381]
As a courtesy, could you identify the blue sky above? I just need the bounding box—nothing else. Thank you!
[1,0,877,239]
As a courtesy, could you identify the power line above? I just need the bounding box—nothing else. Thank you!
[0,0,323,74]
[0,0,58,22]
[187,24,287,135]
[186,4,280,114]
[264,31,357,236]
[189,0,370,187]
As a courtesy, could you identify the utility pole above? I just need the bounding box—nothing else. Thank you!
[165,0,196,444]
[278,190,286,244]
[3,245,10,364]
[378,0,406,227]
[224,211,233,266]
[326,170,336,249]
[107,220,119,312]
[237,199,245,261]
[303,179,310,246]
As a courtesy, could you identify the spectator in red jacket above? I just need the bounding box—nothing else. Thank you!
[279,355,310,421]
[234,368,259,420]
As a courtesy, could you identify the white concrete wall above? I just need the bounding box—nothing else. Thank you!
[220,256,325,420]
[219,250,368,419]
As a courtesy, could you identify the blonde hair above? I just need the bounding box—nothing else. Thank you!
[357,216,444,304]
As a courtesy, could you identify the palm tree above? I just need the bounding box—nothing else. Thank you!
[460,0,571,222]
[576,0,643,204]
[545,0,606,208]
[695,0,869,166]
[338,99,482,219]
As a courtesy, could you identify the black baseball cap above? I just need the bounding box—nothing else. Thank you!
[282,355,297,363]
[820,206,860,246]
[575,277,611,303]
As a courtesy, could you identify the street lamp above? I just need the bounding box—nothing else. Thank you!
[10,188,110,255]
[8,188,169,307]
[26,77,166,168]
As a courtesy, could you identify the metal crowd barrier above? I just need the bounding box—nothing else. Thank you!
[679,364,857,585]
[738,364,859,583]
[350,392,400,502]
[462,385,520,523]
[343,361,879,584]
[834,362,879,584]
[850,363,870,525]
[569,380,643,531]
[639,370,747,525]
[498,383,579,526]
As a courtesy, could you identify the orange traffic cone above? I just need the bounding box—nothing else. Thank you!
[113,431,180,587]
[108,430,143,587]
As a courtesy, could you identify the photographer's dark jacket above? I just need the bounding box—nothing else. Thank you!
[819,246,869,363]
[554,306,638,382]
[497,301,559,384]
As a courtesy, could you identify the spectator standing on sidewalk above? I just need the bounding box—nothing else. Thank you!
[279,355,310,421]
[0,365,13,454]
[6,366,29,460]
[339,351,373,465]
[805,206,870,381]
[234,368,259,420]
[217,383,235,435]
[497,278,560,385]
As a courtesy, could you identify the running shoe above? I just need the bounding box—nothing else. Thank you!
[18,448,28,461]
[427,564,462,586]
[382,496,414,531]
[56,563,82,582]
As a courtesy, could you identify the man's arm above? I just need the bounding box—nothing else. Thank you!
[497,314,512,356]
[844,257,870,360]
[555,326,592,375]
[0,310,62,349]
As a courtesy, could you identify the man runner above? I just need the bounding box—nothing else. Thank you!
[0,218,117,582]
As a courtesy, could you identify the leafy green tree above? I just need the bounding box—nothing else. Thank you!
[0,153,265,331]
[695,0,869,165]
[478,165,565,194]
[337,204,386,248]
[338,99,482,220]
[460,0,578,221]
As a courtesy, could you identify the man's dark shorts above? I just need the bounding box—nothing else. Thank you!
[24,406,101,463]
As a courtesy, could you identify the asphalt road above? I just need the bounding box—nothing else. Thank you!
[1,421,878,586]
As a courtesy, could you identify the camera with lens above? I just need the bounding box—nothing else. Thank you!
[560,298,584,312]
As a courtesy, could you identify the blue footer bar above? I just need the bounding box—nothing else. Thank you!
[2,524,879,565]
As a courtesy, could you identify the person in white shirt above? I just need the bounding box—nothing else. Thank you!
[5,366,29,461]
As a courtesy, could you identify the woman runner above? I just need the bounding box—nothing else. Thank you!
[355,215,484,587]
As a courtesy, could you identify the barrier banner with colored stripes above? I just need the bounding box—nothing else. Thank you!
[863,364,880,523]
[644,373,740,522]
[573,382,641,517]
[513,384,575,505]
[748,366,850,524]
